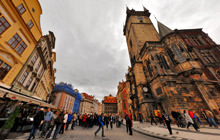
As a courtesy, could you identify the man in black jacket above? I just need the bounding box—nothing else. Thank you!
[27,108,44,140]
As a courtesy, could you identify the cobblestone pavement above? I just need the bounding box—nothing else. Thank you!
[6,125,160,140]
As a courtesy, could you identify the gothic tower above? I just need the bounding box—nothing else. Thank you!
[123,7,160,119]
[123,6,160,65]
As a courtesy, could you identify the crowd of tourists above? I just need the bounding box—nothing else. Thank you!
[14,107,220,139]
[26,108,124,140]
[147,109,220,135]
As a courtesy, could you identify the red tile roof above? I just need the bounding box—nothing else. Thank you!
[104,94,117,103]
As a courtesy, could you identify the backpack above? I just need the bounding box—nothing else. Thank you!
[125,115,129,121]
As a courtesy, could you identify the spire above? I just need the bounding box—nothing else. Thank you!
[143,5,148,11]
[126,5,129,10]
[157,19,173,38]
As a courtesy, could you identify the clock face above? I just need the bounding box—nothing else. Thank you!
[143,87,148,92]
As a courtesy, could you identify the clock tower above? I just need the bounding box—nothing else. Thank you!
[123,7,160,65]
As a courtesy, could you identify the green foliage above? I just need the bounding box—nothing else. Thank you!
[2,106,20,129]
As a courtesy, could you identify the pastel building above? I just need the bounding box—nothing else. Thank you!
[52,83,81,113]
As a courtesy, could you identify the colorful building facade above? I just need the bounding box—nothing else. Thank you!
[11,31,56,101]
[52,83,81,113]
[80,92,94,114]
[0,0,42,86]
[102,94,117,114]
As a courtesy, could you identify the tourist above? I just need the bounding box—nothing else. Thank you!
[125,113,129,133]
[40,108,53,138]
[27,108,44,140]
[184,110,199,132]
[52,111,64,140]
[206,110,218,128]
[104,114,109,129]
[150,112,157,125]
[94,113,105,137]
[65,112,72,130]
[128,112,133,135]
[46,111,58,139]
[109,114,113,129]
[71,112,77,130]
[201,109,211,126]
[60,111,68,134]
[162,111,172,135]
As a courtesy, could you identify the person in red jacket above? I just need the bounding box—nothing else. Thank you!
[128,112,133,135]
[82,114,87,127]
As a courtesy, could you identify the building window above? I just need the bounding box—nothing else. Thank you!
[27,20,34,29]
[31,54,38,64]
[0,16,10,35]
[200,50,216,64]
[171,44,186,63]
[15,41,27,54]
[8,33,27,55]
[26,77,33,89]
[17,3,26,15]
[156,87,162,95]
[19,71,28,84]
[0,59,11,80]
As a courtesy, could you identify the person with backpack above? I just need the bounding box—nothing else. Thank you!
[52,111,64,140]
[94,113,105,137]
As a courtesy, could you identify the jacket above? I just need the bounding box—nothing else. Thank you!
[98,116,104,126]
[33,110,44,127]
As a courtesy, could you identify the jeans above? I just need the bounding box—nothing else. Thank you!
[52,124,62,139]
[165,121,172,135]
[71,121,76,129]
[95,125,104,136]
[41,121,50,137]
[46,125,55,139]
[27,125,38,140]
[208,118,218,127]
[66,121,71,130]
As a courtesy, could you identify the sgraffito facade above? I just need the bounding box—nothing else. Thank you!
[122,7,220,121]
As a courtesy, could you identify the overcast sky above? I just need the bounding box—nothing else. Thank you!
[39,0,220,101]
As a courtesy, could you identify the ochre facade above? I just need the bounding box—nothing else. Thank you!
[122,7,220,121]
[0,0,42,86]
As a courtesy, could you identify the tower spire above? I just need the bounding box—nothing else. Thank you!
[143,5,148,11]
[157,19,173,38]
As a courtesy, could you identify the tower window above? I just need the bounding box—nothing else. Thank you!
[129,39,132,48]
[17,4,26,15]
[0,16,10,35]
[137,16,143,22]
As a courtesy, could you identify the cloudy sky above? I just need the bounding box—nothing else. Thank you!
[39,0,220,101]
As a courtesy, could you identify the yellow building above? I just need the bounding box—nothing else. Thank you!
[0,0,42,86]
